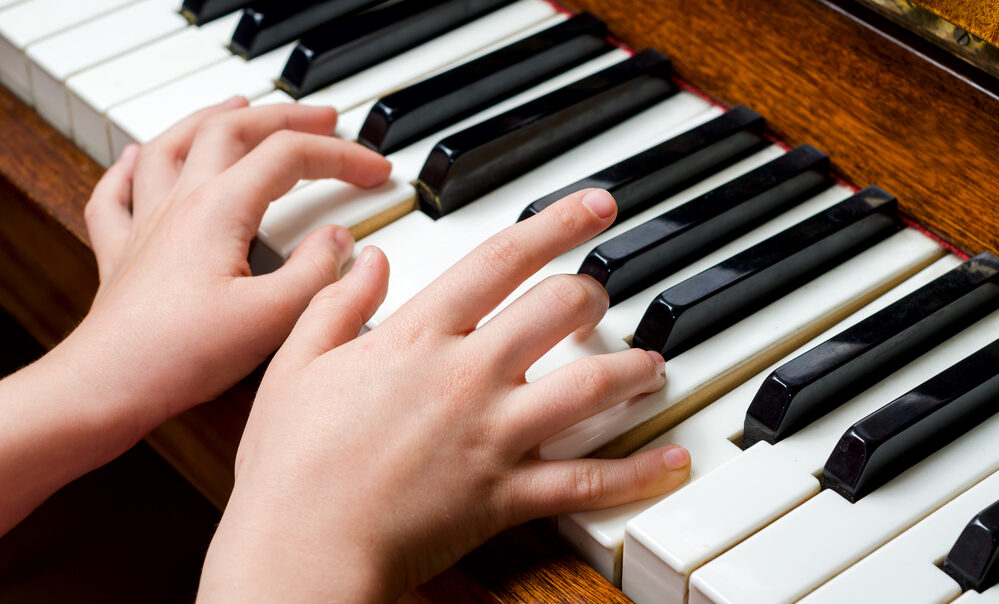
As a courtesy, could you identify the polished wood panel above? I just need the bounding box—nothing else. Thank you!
[564,0,999,257]
[917,0,999,45]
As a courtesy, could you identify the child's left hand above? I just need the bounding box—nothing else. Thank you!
[0,98,390,532]
[75,97,390,441]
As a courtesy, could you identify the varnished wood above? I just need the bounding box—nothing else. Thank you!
[917,0,999,45]
[564,0,999,258]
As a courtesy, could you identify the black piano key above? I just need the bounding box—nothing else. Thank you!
[821,339,999,502]
[230,0,382,59]
[631,186,902,359]
[579,144,831,305]
[180,0,251,25]
[944,499,999,593]
[280,0,515,99]
[518,106,769,225]
[415,50,677,219]
[743,252,999,448]
[358,14,611,155]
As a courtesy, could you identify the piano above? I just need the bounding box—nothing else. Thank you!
[2,0,999,601]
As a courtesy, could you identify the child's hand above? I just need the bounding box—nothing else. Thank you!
[200,189,690,602]
[72,97,391,454]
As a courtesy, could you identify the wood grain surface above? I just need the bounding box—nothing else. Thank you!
[916,0,999,45]
[564,0,999,258]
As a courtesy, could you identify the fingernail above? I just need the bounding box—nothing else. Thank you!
[222,95,246,107]
[581,189,615,219]
[663,446,689,471]
[119,144,138,161]
[647,349,666,378]
[334,228,354,256]
[356,246,376,267]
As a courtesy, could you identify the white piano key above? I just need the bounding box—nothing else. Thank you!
[66,12,240,166]
[799,473,999,604]
[362,90,719,325]
[561,256,960,587]
[538,219,942,462]
[25,0,187,134]
[291,0,561,114]
[0,0,29,10]
[260,48,637,256]
[956,585,999,603]
[0,0,138,103]
[107,43,295,157]
[108,1,561,161]
[687,307,999,603]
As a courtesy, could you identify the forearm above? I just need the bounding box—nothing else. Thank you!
[0,325,158,534]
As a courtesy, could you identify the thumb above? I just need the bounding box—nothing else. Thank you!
[272,245,389,371]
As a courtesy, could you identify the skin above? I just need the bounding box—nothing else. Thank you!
[0,99,690,600]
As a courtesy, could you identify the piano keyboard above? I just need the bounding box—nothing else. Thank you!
[3,1,999,602]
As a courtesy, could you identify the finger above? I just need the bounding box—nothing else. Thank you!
[271,246,390,372]
[406,189,616,335]
[502,348,666,450]
[471,273,608,378]
[238,221,354,324]
[132,95,248,219]
[512,446,690,518]
[84,144,138,279]
[191,132,391,241]
[175,103,338,198]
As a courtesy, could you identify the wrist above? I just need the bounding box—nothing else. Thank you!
[201,481,398,603]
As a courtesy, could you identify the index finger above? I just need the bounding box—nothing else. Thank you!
[192,131,391,237]
[405,189,617,335]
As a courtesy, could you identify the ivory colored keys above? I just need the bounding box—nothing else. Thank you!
[0,0,139,103]
[744,251,999,448]
[800,470,999,604]
[26,0,189,134]
[107,0,561,161]
[682,309,999,603]
[560,255,953,587]
[278,0,516,99]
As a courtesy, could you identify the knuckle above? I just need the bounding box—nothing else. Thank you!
[541,274,593,316]
[478,233,524,278]
[262,129,300,152]
[572,358,615,404]
[573,464,605,506]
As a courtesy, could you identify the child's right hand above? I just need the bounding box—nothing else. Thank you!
[200,189,691,603]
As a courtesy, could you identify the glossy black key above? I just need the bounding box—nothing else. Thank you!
[416,50,677,219]
[230,0,382,59]
[631,186,901,359]
[519,106,768,226]
[358,14,610,154]
[180,0,251,25]
[579,144,831,305]
[822,339,999,502]
[280,0,514,99]
[743,252,999,448]
[944,499,999,592]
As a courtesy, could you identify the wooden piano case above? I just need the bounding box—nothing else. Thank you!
[1,0,997,600]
